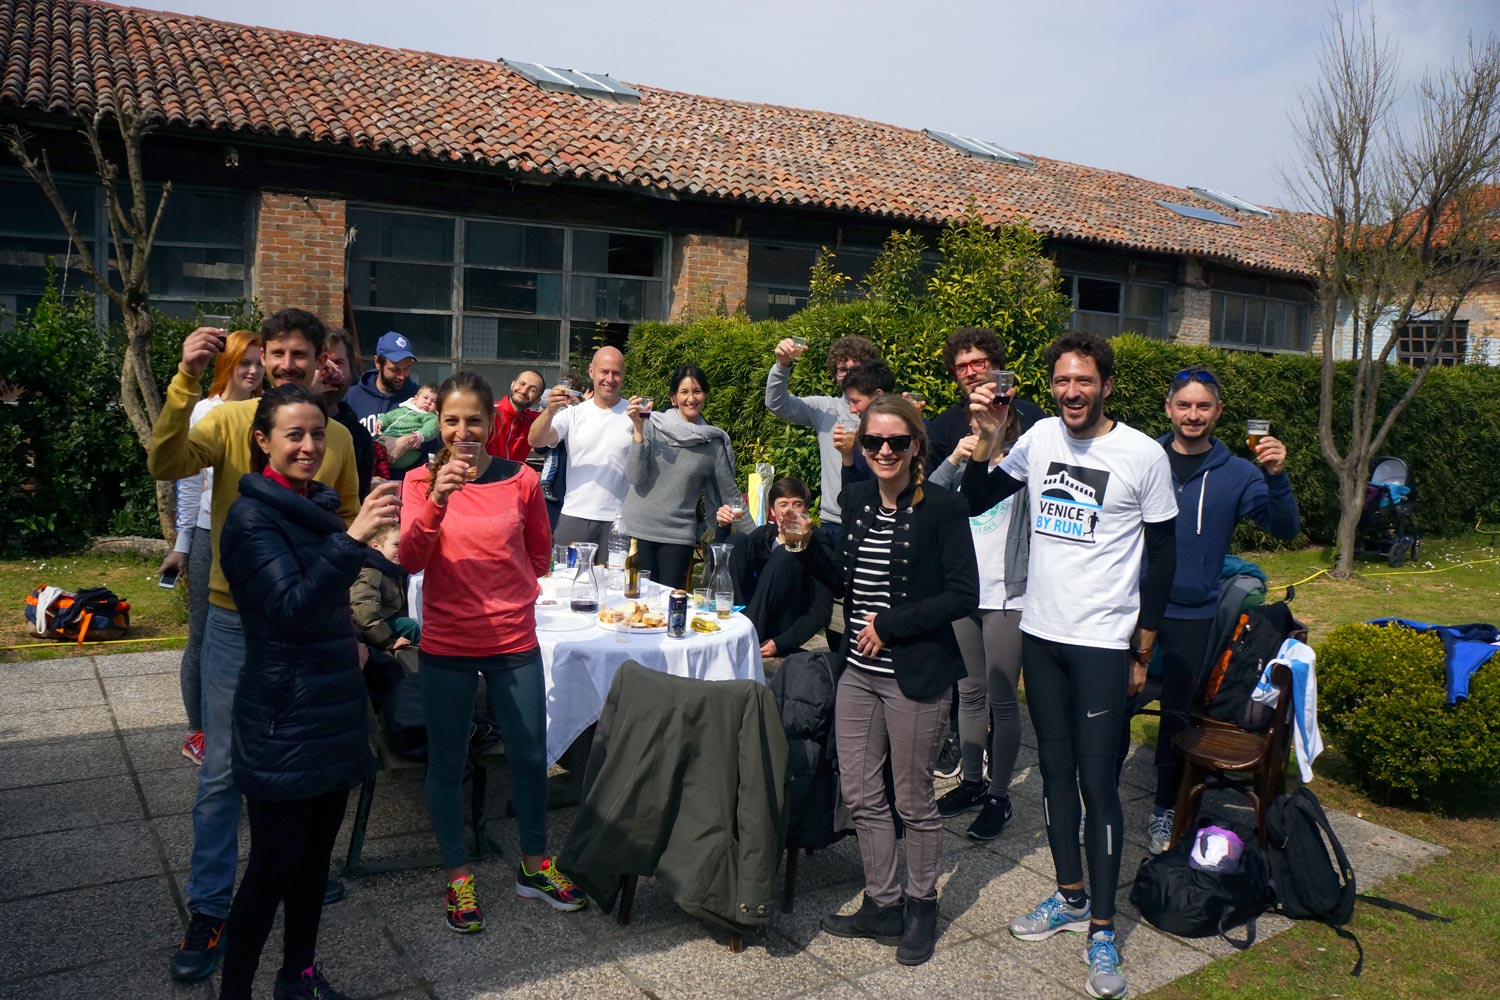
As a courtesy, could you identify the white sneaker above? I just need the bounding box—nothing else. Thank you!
[1147,807,1174,856]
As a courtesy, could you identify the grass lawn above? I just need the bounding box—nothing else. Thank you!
[0,551,188,662]
[1140,531,1500,998]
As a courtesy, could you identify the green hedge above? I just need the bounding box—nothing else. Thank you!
[627,319,1500,541]
[1318,623,1500,808]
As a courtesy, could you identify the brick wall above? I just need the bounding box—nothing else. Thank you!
[1458,281,1500,364]
[252,192,346,325]
[1170,257,1212,345]
[669,234,749,320]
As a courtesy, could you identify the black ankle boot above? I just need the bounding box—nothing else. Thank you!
[820,893,905,945]
[896,896,939,965]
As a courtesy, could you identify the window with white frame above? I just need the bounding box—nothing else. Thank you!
[346,206,666,389]
[1397,320,1468,367]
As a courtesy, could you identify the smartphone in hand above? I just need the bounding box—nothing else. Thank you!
[159,567,181,590]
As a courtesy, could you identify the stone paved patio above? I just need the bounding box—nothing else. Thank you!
[0,650,1447,999]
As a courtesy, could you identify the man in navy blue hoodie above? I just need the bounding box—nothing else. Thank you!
[1139,366,1300,854]
[344,331,419,436]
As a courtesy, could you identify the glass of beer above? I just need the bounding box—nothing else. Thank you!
[451,440,483,480]
[1247,419,1270,451]
[782,511,812,553]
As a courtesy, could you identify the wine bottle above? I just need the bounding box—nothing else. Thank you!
[624,537,641,599]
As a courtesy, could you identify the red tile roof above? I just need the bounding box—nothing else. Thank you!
[1,0,1316,277]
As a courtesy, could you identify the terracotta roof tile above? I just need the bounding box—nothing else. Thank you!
[1,0,1316,276]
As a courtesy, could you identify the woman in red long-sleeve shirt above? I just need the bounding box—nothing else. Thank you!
[400,371,587,934]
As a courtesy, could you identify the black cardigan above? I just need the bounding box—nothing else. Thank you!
[798,479,979,700]
[220,474,373,801]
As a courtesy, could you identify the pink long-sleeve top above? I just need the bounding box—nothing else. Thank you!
[399,460,551,657]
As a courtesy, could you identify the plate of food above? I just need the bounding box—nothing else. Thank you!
[597,600,669,633]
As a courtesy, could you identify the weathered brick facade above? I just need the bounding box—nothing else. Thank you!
[1170,257,1213,345]
[251,192,346,324]
[669,234,749,320]
[1458,281,1500,362]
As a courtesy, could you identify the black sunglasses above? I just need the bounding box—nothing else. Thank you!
[859,433,914,453]
[1172,368,1219,385]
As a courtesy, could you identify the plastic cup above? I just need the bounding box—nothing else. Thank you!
[1247,419,1270,450]
[691,587,711,610]
[715,591,734,620]
[638,396,654,414]
[790,335,809,350]
[451,440,483,480]
[990,370,1015,395]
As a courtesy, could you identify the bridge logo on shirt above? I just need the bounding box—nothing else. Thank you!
[1036,462,1110,543]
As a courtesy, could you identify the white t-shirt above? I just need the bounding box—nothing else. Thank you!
[971,489,1024,612]
[1000,417,1176,649]
[552,397,634,521]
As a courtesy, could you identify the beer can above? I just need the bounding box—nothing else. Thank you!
[667,589,688,638]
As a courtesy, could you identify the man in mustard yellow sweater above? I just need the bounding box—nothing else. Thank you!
[149,308,360,982]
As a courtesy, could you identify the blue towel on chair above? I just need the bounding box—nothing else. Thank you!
[1366,618,1499,704]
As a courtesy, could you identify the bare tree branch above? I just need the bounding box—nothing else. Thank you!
[1289,8,1500,576]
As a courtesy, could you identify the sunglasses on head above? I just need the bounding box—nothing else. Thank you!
[1172,368,1219,385]
[859,433,914,453]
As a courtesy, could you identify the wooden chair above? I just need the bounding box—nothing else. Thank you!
[1167,662,1297,850]
[343,705,506,876]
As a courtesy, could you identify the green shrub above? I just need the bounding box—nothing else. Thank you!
[1318,623,1500,808]
[0,276,257,550]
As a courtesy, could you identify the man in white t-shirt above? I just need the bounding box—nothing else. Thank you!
[529,346,633,563]
[964,331,1177,1000]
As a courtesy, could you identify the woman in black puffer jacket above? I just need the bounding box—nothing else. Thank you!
[216,384,399,1000]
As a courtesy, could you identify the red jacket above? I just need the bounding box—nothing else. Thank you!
[487,395,539,462]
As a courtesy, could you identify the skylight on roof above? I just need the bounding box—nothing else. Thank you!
[1187,186,1274,219]
[1155,200,1242,228]
[925,130,1036,168]
[500,59,641,104]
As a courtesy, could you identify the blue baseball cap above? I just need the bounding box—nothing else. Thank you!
[376,331,416,363]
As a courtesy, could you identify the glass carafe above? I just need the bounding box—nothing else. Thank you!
[570,543,601,614]
[709,542,735,603]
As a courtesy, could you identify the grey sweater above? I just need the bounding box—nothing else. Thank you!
[622,410,742,546]
[763,361,854,525]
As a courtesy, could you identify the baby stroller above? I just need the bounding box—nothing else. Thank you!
[1358,456,1419,567]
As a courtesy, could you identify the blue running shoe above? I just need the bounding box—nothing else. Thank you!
[1085,929,1127,999]
[1008,891,1091,941]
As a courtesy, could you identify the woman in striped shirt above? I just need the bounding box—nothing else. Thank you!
[791,395,979,966]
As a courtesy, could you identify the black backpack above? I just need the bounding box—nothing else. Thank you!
[1129,825,1274,947]
[1266,788,1451,975]
[1199,601,1295,731]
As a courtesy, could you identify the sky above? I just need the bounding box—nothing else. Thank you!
[150,0,1497,209]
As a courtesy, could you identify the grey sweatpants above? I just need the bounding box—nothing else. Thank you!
[952,608,1024,797]
[835,666,948,906]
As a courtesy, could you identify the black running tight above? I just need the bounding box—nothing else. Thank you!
[1022,634,1129,922]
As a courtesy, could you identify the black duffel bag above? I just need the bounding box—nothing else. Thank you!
[1130,827,1274,947]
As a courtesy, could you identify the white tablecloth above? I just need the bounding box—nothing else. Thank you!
[408,573,765,765]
